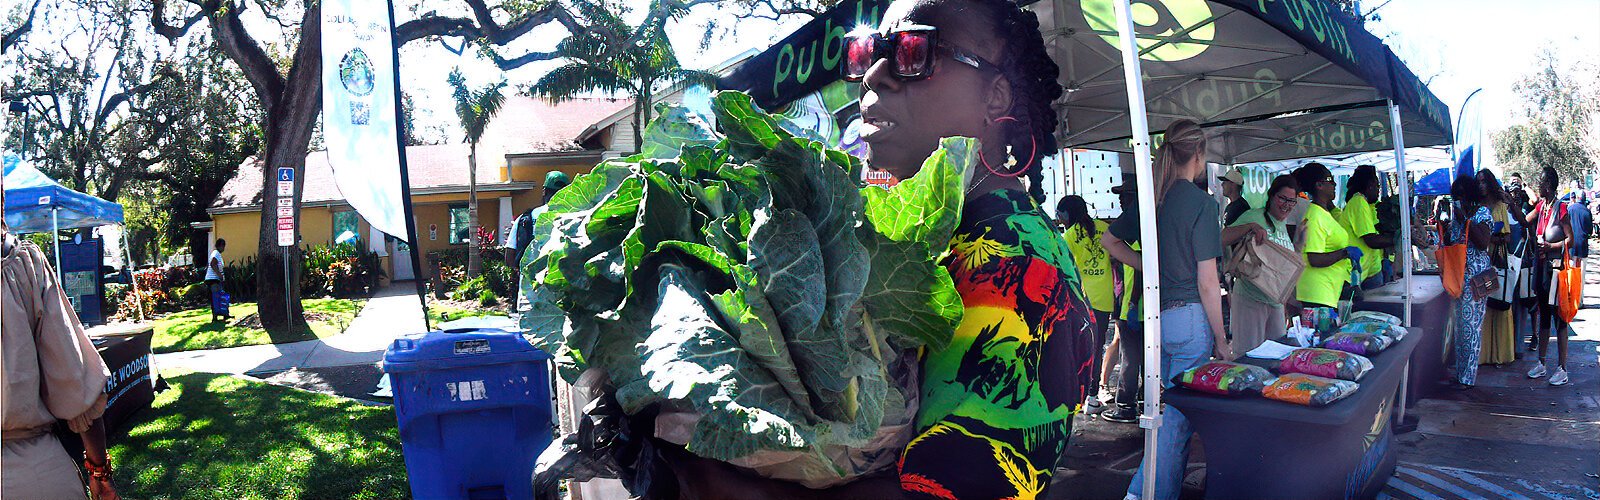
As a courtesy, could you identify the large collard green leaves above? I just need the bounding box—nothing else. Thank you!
[856,137,976,351]
[518,91,966,472]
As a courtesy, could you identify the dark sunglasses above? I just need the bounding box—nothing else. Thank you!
[843,25,1002,82]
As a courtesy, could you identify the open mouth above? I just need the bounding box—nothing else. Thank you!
[860,114,898,140]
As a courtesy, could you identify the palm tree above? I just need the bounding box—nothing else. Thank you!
[525,1,718,151]
[447,68,507,279]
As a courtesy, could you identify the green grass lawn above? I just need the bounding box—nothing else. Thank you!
[427,304,509,324]
[110,372,407,499]
[152,299,364,353]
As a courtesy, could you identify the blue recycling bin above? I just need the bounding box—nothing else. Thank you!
[383,328,554,500]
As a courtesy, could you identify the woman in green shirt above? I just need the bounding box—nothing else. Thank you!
[1222,175,1299,352]
[1058,195,1115,409]
[1339,165,1394,290]
[1293,163,1355,334]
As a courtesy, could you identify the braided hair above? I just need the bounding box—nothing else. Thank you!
[963,0,1062,205]
[1057,195,1097,239]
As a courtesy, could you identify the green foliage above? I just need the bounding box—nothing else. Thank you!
[1493,48,1599,185]
[521,92,972,467]
[224,256,259,303]
[478,289,499,308]
[300,243,384,299]
[524,0,719,153]
[450,276,494,303]
[108,372,407,499]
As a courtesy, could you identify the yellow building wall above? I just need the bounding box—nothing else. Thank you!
[211,212,260,266]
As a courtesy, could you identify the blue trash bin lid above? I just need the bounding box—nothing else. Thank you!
[383,328,551,374]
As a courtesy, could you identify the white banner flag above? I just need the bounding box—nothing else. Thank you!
[322,0,409,241]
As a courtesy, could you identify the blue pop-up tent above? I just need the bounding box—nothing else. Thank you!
[4,154,143,321]
[4,154,124,232]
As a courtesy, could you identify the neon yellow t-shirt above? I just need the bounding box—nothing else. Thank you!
[1297,203,1352,307]
[1063,220,1115,312]
[1337,193,1382,281]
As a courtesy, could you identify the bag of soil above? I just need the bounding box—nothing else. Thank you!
[1262,374,1360,406]
[1322,332,1392,356]
[1173,361,1274,396]
[1276,348,1373,381]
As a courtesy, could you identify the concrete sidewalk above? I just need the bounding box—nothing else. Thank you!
[154,282,429,375]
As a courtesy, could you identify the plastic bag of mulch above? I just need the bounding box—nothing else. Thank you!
[1336,320,1407,343]
[1346,311,1401,326]
[1276,348,1373,381]
[1173,361,1274,396]
[1262,373,1360,406]
[1322,332,1392,356]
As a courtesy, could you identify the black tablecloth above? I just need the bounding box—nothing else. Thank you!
[1355,276,1451,404]
[90,327,155,432]
[1166,329,1420,500]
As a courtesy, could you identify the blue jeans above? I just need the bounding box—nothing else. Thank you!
[1126,303,1214,500]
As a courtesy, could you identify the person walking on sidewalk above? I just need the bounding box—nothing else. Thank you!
[1102,119,1231,500]
[1525,167,1573,386]
[206,239,230,322]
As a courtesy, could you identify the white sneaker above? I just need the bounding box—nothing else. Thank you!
[1084,396,1105,414]
[1549,368,1569,386]
[1528,362,1548,379]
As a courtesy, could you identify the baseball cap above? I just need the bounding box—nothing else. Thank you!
[1111,173,1139,194]
[544,171,571,190]
[1217,168,1244,186]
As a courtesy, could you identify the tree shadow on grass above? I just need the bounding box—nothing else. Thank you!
[109,373,408,499]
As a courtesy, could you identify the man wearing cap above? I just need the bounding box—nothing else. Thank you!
[507,171,571,309]
[1219,168,1251,226]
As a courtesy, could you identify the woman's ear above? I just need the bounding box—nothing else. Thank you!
[984,74,1014,123]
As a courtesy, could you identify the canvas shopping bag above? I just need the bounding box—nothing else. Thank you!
[1558,253,1583,323]
[1435,222,1466,298]
[1491,240,1523,309]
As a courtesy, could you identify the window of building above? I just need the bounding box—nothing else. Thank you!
[332,211,360,246]
[449,204,470,244]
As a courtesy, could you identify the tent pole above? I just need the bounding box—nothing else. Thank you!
[122,225,145,322]
[1389,100,1412,425]
[1112,1,1164,498]
[51,207,62,289]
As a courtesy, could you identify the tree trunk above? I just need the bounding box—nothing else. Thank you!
[467,144,481,278]
[248,5,323,336]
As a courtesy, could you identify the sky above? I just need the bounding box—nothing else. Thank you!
[399,0,1600,156]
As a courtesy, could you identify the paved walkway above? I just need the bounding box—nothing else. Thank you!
[154,282,429,375]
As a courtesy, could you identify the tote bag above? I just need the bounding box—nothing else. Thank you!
[1436,224,1467,299]
[1491,239,1524,309]
[1557,253,1583,323]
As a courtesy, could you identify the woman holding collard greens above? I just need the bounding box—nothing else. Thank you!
[669,1,1097,498]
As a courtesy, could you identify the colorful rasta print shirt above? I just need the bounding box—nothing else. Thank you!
[899,189,1097,500]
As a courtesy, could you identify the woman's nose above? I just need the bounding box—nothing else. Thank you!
[862,56,901,93]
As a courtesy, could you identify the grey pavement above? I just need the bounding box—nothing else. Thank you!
[154,282,429,376]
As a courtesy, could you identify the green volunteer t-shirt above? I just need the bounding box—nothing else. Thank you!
[1109,182,1222,307]
[1337,193,1382,281]
[1064,220,1116,313]
[1297,203,1352,307]
[1228,207,1293,305]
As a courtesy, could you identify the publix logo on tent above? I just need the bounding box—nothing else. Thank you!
[1082,0,1215,62]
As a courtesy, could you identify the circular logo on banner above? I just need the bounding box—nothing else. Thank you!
[339,48,376,96]
[1082,0,1215,62]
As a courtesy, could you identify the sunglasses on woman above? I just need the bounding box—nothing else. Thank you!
[843,25,1002,82]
